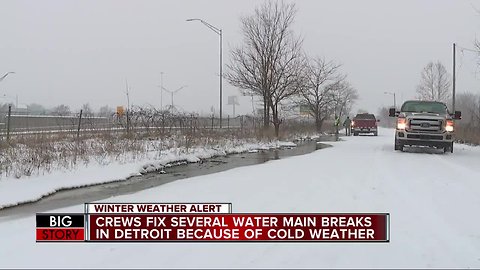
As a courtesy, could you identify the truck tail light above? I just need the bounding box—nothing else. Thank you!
[445,120,454,132]
[397,117,407,130]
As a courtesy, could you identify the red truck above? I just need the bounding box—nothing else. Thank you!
[351,113,379,136]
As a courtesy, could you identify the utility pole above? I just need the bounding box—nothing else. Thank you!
[125,79,131,134]
[160,72,164,110]
[6,105,11,141]
[452,43,456,112]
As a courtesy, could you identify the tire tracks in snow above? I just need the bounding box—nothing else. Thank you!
[373,138,480,266]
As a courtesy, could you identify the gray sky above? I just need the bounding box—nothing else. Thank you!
[1,0,479,116]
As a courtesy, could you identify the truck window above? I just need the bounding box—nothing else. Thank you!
[401,101,447,114]
[354,114,375,119]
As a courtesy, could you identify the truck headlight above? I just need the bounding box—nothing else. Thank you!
[445,120,454,132]
[397,117,407,130]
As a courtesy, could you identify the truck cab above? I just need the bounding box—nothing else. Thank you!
[389,100,461,153]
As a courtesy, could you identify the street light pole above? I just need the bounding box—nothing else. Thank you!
[160,72,164,110]
[0,72,15,83]
[186,18,223,128]
[384,91,396,109]
[0,72,16,94]
[125,79,131,134]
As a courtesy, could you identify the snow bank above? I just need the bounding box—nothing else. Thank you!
[0,140,296,209]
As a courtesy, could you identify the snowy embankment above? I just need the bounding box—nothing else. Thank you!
[1,128,480,268]
[0,140,296,209]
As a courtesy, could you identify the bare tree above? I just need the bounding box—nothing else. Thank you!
[98,105,114,118]
[268,38,305,136]
[416,61,451,103]
[330,80,358,120]
[456,92,480,127]
[81,103,94,117]
[298,56,341,132]
[454,91,480,144]
[52,104,71,116]
[225,1,304,136]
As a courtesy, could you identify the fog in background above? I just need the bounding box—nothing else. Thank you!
[1,0,479,116]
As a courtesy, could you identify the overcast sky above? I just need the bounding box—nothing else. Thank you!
[1,0,479,116]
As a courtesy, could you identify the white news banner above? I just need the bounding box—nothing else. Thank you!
[85,203,232,214]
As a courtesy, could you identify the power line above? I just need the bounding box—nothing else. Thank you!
[456,44,480,54]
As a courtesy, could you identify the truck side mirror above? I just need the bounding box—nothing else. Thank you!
[388,108,396,117]
[377,119,380,122]
[454,111,462,120]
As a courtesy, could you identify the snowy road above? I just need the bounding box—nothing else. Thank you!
[1,128,479,268]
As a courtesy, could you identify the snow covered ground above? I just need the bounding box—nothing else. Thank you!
[1,127,480,268]
[0,140,296,209]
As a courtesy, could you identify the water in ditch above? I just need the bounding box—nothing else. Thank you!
[0,136,333,220]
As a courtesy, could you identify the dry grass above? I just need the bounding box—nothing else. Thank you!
[0,120,323,179]
[455,125,480,145]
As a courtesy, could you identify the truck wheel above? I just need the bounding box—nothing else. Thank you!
[374,131,378,136]
[353,132,358,136]
[443,143,453,154]
[394,137,403,151]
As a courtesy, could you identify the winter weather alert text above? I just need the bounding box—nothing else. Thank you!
[35,203,390,242]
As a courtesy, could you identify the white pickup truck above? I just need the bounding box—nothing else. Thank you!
[389,100,462,153]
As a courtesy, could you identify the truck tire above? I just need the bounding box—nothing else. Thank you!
[374,131,378,136]
[443,142,454,153]
[394,137,403,151]
[353,132,358,136]
[395,144,404,151]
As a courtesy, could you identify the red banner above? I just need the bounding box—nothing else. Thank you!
[36,228,85,241]
[87,213,389,242]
